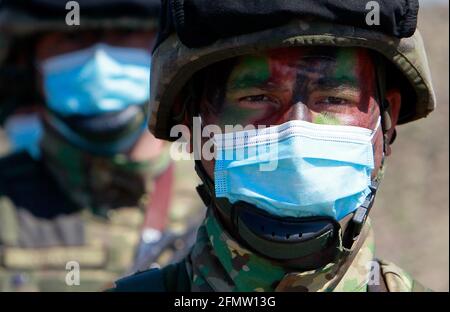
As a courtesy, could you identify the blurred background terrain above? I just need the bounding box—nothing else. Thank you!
[372,1,449,291]
[0,0,448,291]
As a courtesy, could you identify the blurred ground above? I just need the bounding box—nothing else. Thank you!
[371,5,449,291]
[0,3,448,292]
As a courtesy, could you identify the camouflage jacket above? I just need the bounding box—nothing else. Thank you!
[111,257,430,292]
[0,151,204,291]
[111,213,430,292]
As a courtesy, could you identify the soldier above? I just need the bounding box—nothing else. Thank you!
[112,0,436,292]
[0,0,203,291]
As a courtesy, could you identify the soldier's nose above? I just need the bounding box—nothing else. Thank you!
[279,102,312,123]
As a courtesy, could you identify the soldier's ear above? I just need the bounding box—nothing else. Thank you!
[384,88,401,156]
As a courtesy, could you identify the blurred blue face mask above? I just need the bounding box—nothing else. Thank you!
[213,118,381,221]
[39,43,151,116]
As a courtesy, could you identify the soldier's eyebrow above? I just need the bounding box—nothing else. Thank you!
[314,77,359,91]
[227,85,291,99]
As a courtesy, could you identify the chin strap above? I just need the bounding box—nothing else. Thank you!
[194,160,379,270]
[342,180,379,249]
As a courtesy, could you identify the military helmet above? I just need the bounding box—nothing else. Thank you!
[148,0,436,141]
[0,0,160,124]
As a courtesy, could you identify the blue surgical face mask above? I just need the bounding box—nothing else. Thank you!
[213,118,381,221]
[39,43,151,116]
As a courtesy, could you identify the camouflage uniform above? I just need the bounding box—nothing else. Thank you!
[0,117,204,293]
[0,1,204,291]
[113,213,429,292]
[112,2,436,292]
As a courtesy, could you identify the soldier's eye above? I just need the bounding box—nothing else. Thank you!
[242,95,271,102]
[238,95,280,109]
[319,97,350,105]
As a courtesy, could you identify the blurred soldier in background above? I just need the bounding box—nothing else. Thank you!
[0,0,203,291]
[112,0,436,292]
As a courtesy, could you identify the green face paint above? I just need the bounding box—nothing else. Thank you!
[332,49,359,86]
[313,113,342,125]
[228,55,271,91]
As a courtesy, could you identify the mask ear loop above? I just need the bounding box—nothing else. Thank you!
[370,116,382,141]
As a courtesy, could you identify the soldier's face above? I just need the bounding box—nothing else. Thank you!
[34,29,156,105]
[33,30,165,160]
[198,47,400,180]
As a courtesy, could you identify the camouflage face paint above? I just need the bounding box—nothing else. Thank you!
[201,47,380,130]
[228,55,271,90]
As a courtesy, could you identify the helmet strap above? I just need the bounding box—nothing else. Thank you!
[373,52,396,151]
